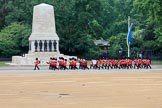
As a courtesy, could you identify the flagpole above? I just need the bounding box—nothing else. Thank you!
[128,16,130,57]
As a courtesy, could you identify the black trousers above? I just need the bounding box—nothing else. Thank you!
[34,65,40,70]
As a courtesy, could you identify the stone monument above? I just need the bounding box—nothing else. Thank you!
[12,3,75,65]
[29,3,59,53]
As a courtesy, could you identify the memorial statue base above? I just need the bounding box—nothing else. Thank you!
[12,52,76,65]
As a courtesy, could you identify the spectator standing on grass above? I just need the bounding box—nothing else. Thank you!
[34,58,40,70]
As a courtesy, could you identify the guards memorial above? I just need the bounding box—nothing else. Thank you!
[12,3,74,65]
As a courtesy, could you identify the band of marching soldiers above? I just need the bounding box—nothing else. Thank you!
[34,57,151,70]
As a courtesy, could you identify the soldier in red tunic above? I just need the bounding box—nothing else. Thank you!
[146,59,151,69]
[46,57,52,70]
[137,58,142,69]
[127,58,133,69]
[34,58,40,70]
[106,59,111,69]
[82,58,89,70]
[51,58,58,70]
[63,59,68,70]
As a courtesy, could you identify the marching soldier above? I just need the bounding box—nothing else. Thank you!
[127,58,133,69]
[34,58,40,70]
[46,57,52,70]
[63,59,68,70]
[106,59,111,69]
[82,58,89,70]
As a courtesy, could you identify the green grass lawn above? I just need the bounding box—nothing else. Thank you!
[151,60,162,65]
[0,62,9,67]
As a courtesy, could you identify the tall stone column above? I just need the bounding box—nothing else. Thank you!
[51,40,54,52]
[47,40,49,52]
[42,40,44,52]
[28,3,60,53]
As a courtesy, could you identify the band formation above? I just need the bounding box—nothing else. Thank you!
[34,57,151,70]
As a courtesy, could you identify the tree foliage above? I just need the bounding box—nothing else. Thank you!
[0,22,31,57]
[0,0,162,58]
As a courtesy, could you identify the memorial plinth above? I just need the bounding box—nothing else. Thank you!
[29,3,59,53]
[12,3,76,65]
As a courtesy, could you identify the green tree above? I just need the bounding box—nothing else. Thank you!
[0,0,10,29]
[1,0,162,58]
[55,0,102,57]
[133,0,162,55]
[0,22,31,57]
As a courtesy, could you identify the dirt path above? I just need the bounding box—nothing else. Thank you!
[0,71,162,108]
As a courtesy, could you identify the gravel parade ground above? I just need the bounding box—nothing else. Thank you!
[0,65,162,108]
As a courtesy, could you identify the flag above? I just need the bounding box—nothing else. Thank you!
[127,23,133,48]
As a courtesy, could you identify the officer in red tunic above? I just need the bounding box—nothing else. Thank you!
[96,59,100,70]
[69,58,78,70]
[114,59,119,69]
[59,57,64,70]
[79,59,83,69]
[63,59,68,70]
[119,59,124,69]
[106,59,111,69]
[134,59,138,69]
[46,57,52,70]
[137,58,142,69]
[51,58,58,70]
[34,58,40,70]
[82,58,89,70]
[146,59,151,69]
[143,59,151,69]
[99,58,104,69]
[127,58,133,69]
[73,58,78,70]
